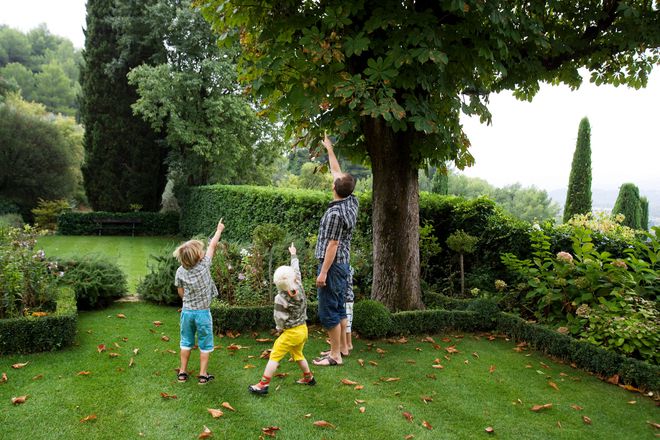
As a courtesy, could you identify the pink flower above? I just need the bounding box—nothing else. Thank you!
[556,251,573,264]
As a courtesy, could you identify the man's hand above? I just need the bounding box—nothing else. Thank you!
[316,271,327,287]
[322,133,334,151]
[288,242,297,256]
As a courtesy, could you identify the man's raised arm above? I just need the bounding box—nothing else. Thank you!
[323,133,342,180]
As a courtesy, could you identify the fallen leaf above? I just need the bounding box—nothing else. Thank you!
[397,336,408,344]
[31,311,48,317]
[530,403,553,412]
[403,411,414,422]
[227,344,245,350]
[198,425,212,438]
[359,407,366,413]
[627,400,637,405]
[442,337,452,343]
[485,426,494,433]
[406,360,416,364]
[207,408,224,418]
[303,414,312,418]
[426,374,437,380]
[432,343,442,350]
[117,313,126,319]
[548,381,559,391]
[113,342,121,349]
[77,371,91,376]
[97,344,106,353]
[109,353,120,358]
[129,357,135,368]
[261,426,280,437]
[557,421,562,429]
[571,404,583,411]
[404,435,414,440]
[421,336,435,343]
[445,346,459,354]
[357,359,365,367]
[489,365,496,374]
[244,364,256,369]
[161,335,170,342]
[560,372,568,377]
[354,385,364,390]
[422,420,433,430]
[160,392,177,399]
[153,321,163,326]
[464,360,470,365]
[222,402,236,411]
[166,349,176,354]
[260,349,271,359]
[11,395,28,405]
[274,373,289,378]
[341,378,359,386]
[80,414,97,423]
[1,372,7,383]
[444,355,451,362]
[133,348,139,355]
[11,362,29,369]
[582,415,592,425]
[472,352,479,359]
[376,348,386,355]
[432,364,444,369]
[647,421,660,429]
[623,384,640,392]
[421,396,433,403]
[313,420,336,429]
[355,399,366,404]
[381,377,400,382]
[369,361,378,366]
[415,347,422,351]
[32,374,43,380]
[255,338,272,343]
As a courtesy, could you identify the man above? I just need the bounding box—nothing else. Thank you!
[313,134,358,366]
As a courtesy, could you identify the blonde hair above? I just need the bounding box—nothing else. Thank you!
[173,240,205,269]
[273,265,297,292]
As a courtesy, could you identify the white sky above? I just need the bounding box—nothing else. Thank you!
[2,0,659,192]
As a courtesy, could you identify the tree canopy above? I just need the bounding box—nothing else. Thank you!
[197,0,660,310]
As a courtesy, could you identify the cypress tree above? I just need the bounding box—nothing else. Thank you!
[80,0,167,212]
[612,183,642,229]
[563,117,592,222]
[640,196,649,231]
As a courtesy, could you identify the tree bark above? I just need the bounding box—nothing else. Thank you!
[364,118,424,311]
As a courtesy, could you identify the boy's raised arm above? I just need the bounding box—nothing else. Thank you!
[206,219,225,258]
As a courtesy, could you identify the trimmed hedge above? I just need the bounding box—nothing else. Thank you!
[0,288,77,355]
[211,301,319,332]
[57,211,180,236]
[392,309,496,335]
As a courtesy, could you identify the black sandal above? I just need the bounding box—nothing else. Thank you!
[177,372,188,383]
[198,374,215,385]
[248,384,269,395]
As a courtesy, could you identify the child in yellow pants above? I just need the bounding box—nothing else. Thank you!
[249,243,315,395]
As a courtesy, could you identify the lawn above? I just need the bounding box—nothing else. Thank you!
[1,302,657,440]
[37,235,180,291]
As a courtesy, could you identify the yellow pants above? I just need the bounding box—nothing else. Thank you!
[269,324,308,363]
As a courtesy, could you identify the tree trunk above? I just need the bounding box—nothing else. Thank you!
[364,118,424,311]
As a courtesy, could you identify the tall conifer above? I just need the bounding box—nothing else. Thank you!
[563,118,592,222]
[612,183,642,229]
[640,196,649,231]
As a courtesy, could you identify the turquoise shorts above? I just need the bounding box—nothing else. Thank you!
[180,309,214,353]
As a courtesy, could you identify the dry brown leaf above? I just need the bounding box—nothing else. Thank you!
[376,348,386,355]
[355,399,366,404]
[261,426,280,437]
[560,372,568,377]
[426,374,437,380]
[442,337,452,343]
[421,396,433,403]
[161,335,170,342]
[153,321,163,326]
[11,362,29,369]
[557,421,562,429]
[432,343,442,350]
[1,372,7,383]
[369,361,378,366]
[313,420,336,429]
[244,364,256,369]
[548,381,559,391]
[472,352,479,359]
[445,346,459,354]
[357,359,365,367]
[406,360,416,364]
[433,358,441,364]
[160,392,177,399]
[109,353,120,358]
[444,355,451,362]
[260,349,271,359]
[11,395,28,405]
[227,343,245,350]
[571,404,583,411]
[530,403,553,412]
[166,349,176,354]
[303,414,312,418]
[129,357,135,368]
[133,348,139,355]
[222,402,236,411]
[359,406,366,413]
[32,374,43,380]
[113,342,121,349]
[403,411,414,422]
[404,435,414,440]
[255,338,272,343]
[397,336,408,344]
[381,377,400,382]
[485,426,494,433]
[582,416,592,425]
[117,313,126,319]
[77,371,91,376]
[432,364,444,369]
[540,361,551,369]
[606,374,619,384]
[198,425,212,439]
[274,373,289,378]
[415,347,422,352]
[422,420,433,430]
[623,384,640,392]
[464,360,469,365]
[354,385,364,390]
[80,414,97,423]
[421,336,435,343]
[489,365,496,374]
[207,408,224,418]
[341,378,358,386]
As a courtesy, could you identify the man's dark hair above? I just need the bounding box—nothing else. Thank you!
[334,173,356,198]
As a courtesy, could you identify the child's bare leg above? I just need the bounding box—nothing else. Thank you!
[250,360,279,391]
[346,332,353,352]
[297,359,311,375]
[199,351,210,377]
[296,359,315,384]
[179,348,191,373]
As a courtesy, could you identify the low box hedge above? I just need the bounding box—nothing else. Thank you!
[0,288,77,355]
[211,301,319,332]
[57,211,180,236]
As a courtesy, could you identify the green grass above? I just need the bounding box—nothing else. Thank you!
[37,236,180,292]
[1,302,658,440]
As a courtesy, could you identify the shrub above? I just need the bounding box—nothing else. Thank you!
[465,298,500,324]
[31,198,71,230]
[353,300,393,339]
[0,197,20,215]
[210,300,319,332]
[0,225,60,319]
[0,213,24,229]
[57,211,180,236]
[0,287,77,355]
[136,253,180,305]
[59,257,127,309]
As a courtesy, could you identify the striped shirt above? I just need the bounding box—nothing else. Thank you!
[174,255,218,310]
[273,257,307,330]
[315,194,359,264]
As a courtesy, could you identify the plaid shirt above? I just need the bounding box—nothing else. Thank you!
[315,194,359,264]
[174,255,218,310]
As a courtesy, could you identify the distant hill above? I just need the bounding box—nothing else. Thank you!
[549,188,660,227]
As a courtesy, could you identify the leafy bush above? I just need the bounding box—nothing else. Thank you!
[59,257,127,309]
[136,253,180,305]
[0,287,77,355]
[0,226,60,319]
[57,211,179,236]
[0,197,20,215]
[353,300,393,339]
[0,214,24,229]
[31,198,71,230]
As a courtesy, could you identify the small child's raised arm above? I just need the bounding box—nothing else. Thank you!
[288,242,296,256]
[206,218,225,258]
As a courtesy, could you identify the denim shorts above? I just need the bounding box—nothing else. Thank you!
[317,262,349,329]
[180,309,214,353]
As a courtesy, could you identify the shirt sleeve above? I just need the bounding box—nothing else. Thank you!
[174,267,183,287]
